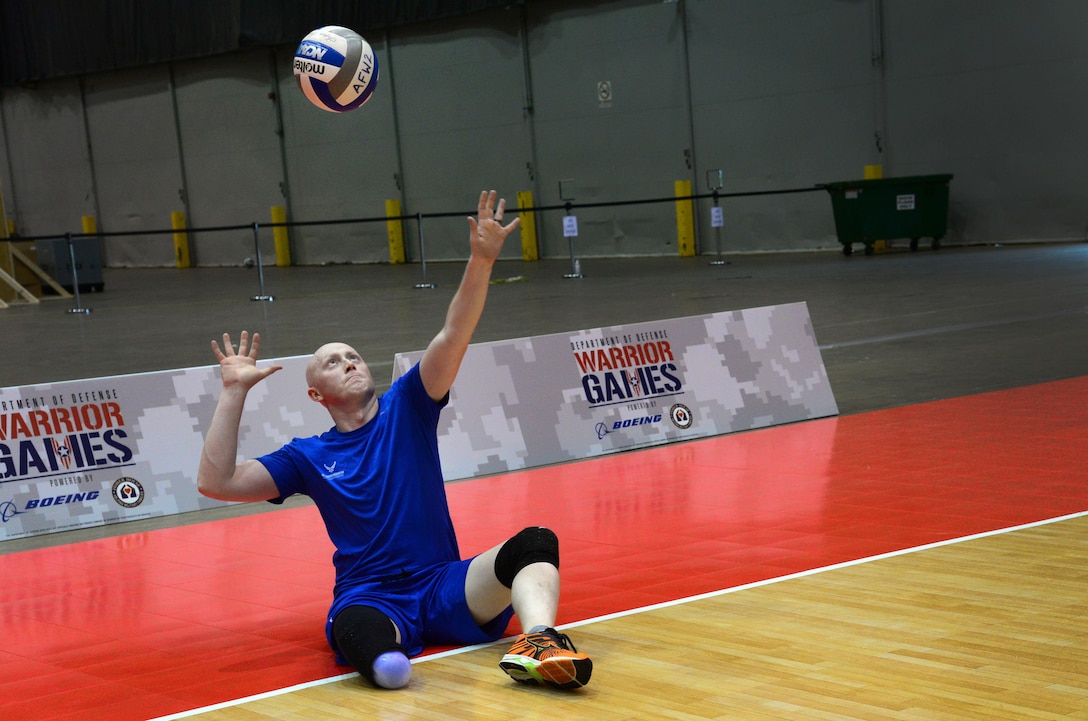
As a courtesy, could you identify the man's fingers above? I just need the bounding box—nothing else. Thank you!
[475,190,516,224]
[214,331,264,363]
[478,190,499,218]
[470,191,519,247]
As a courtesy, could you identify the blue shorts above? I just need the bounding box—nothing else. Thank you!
[325,557,515,661]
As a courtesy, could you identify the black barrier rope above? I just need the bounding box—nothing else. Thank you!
[2,185,825,302]
[3,186,824,242]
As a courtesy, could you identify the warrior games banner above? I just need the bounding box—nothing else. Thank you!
[0,356,329,541]
[394,302,839,480]
[2,302,837,541]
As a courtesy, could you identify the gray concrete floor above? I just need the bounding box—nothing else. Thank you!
[4,242,1088,550]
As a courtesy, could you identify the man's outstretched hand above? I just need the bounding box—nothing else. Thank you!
[211,331,282,390]
[468,190,520,263]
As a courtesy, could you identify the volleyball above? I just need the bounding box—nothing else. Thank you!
[293,26,379,113]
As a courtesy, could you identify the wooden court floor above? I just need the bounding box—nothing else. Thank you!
[4,377,1088,720]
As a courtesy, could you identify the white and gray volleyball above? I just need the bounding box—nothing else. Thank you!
[293,26,379,112]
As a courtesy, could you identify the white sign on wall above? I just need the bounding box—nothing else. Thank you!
[597,80,613,108]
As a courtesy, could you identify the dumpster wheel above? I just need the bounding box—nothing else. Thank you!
[910,238,920,252]
[842,243,853,256]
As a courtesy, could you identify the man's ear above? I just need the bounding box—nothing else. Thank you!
[307,387,323,404]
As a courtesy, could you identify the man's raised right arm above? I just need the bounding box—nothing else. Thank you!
[196,331,283,502]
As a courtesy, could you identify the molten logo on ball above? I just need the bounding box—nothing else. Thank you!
[293,25,379,113]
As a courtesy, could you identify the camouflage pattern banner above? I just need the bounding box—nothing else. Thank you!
[0,355,327,541]
[393,302,839,481]
[1,302,836,540]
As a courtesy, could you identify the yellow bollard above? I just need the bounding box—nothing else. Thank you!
[864,165,886,251]
[674,180,695,257]
[516,190,538,261]
[171,211,191,268]
[386,199,406,264]
[270,206,291,266]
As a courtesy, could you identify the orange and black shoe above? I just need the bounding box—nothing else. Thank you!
[499,627,592,689]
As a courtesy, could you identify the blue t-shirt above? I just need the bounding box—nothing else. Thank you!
[257,364,460,599]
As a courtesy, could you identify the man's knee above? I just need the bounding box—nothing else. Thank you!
[494,526,559,588]
[332,606,411,689]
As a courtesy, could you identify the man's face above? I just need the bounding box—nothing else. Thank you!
[306,343,375,407]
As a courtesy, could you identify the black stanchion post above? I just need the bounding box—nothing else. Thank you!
[251,222,274,301]
[707,169,728,266]
[65,232,91,314]
[563,202,582,279]
[559,179,582,279]
[414,212,435,289]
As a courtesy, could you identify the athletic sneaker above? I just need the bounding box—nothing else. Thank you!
[499,627,592,689]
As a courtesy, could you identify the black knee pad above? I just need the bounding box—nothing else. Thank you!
[332,605,405,686]
[494,526,560,588]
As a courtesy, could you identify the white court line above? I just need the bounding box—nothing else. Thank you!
[818,306,1088,350]
[148,508,1088,721]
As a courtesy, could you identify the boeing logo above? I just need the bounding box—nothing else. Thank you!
[0,500,22,522]
[594,414,664,440]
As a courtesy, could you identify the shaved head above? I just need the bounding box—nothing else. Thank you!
[304,342,376,418]
[306,342,359,387]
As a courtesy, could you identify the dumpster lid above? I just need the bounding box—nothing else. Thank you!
[817,173,953,191]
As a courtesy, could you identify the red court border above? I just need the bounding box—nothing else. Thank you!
[3,377,1087,721]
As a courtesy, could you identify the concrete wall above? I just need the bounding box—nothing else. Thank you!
[1,0,1086,266]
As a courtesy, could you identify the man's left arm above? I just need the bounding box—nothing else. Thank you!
[419,190,520,401]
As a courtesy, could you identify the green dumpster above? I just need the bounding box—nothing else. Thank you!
[819,174,953,256]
